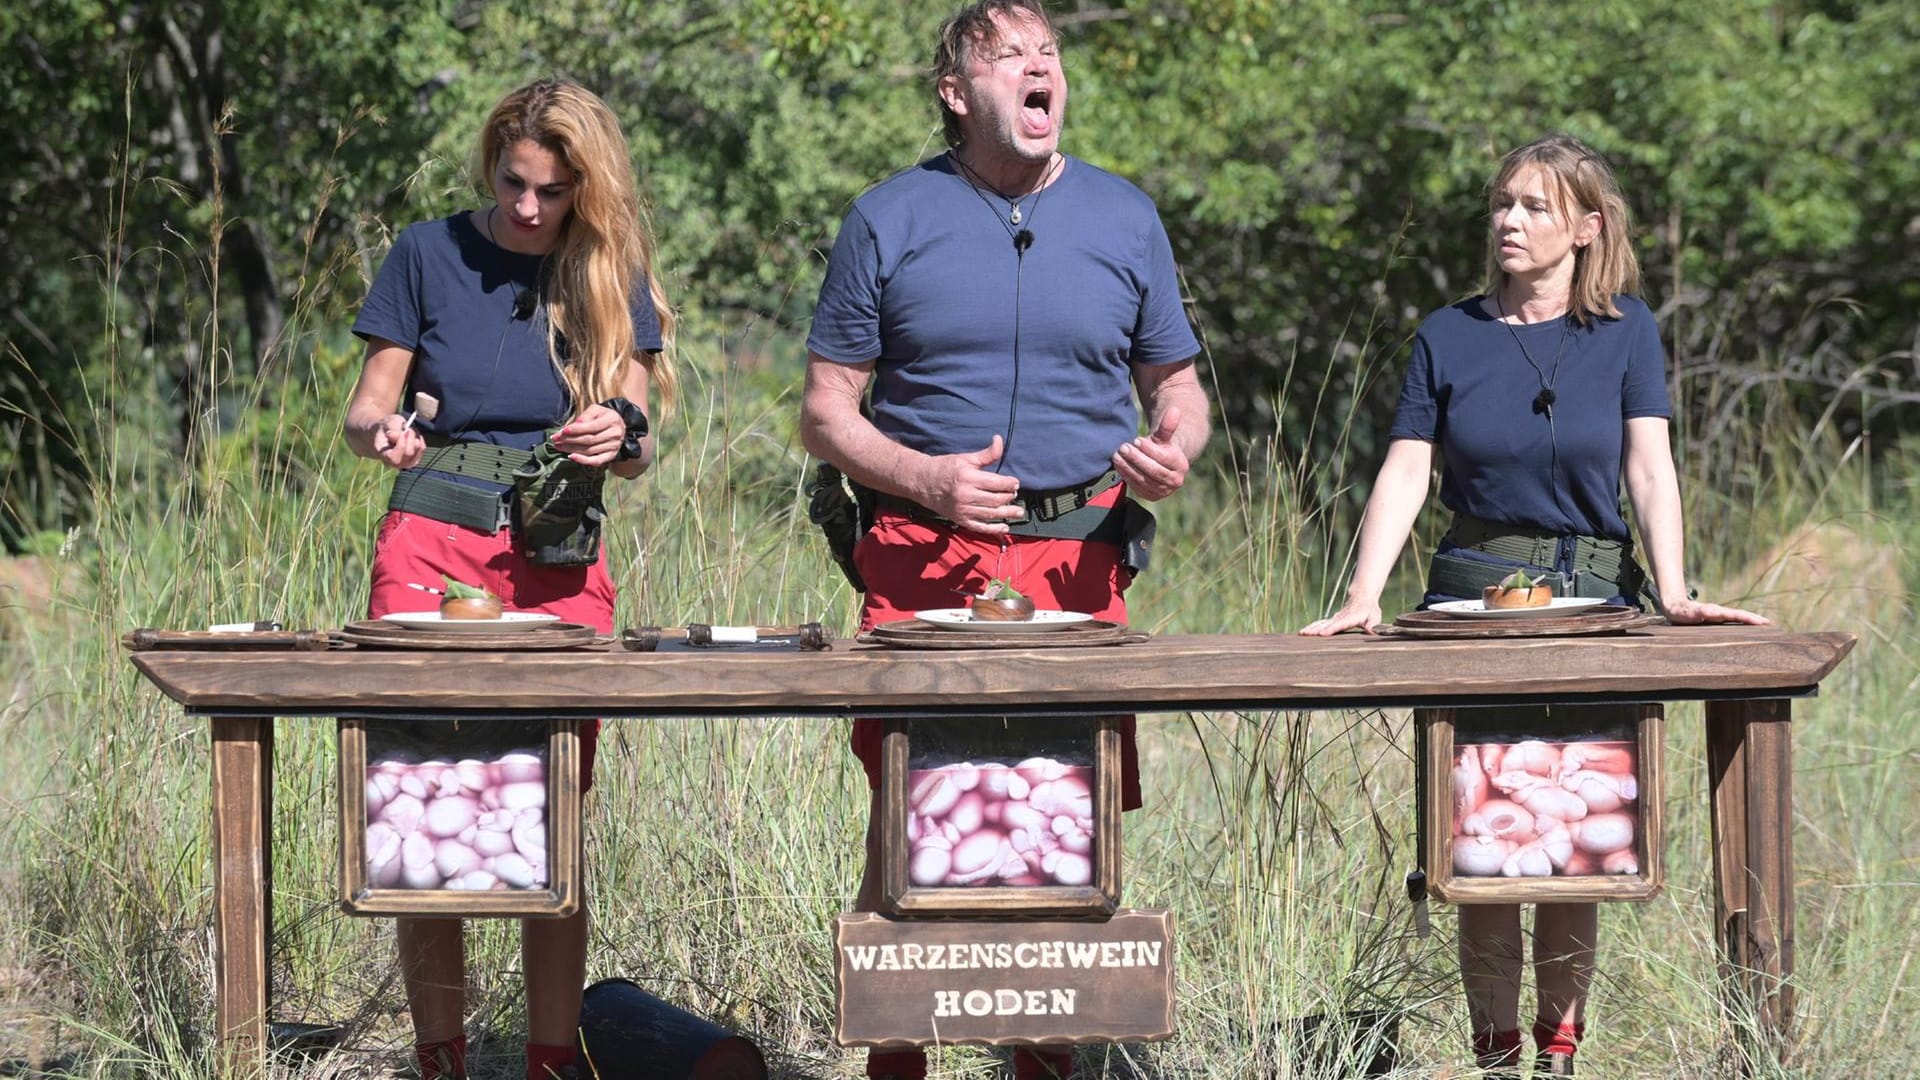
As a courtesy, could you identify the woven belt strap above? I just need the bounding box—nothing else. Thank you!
[384,441,534,533]
[871,472,1126,542]
[387,473,509,533]
[1445,514,1629,581]
[416,439,537,485]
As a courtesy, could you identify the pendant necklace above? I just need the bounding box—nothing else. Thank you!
[953,152,1060,229]
[1494,291,1571,419]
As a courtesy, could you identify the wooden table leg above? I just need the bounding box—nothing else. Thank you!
[1706,699,1793,1072]
[211,716,273,1078]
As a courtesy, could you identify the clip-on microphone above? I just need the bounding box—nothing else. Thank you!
[1013,229,1034,254]
[512,289,537,320]
[1532,386,1556,417]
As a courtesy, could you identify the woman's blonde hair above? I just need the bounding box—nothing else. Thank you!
[475,79,678,415]
[1485,133,1641,325]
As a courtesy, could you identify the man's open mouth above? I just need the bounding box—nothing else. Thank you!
[1021,88,1052,132]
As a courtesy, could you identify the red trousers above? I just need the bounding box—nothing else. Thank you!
[850,484,1143,810]
[367,511,611,786]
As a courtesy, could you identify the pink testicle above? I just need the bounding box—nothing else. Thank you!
[1461,799,1536,843]
[1602,849,1641,875]
[1559,742,1634,778]
[910,771,961,818]
[1478,743,1506,774]
[1512,783,1589,823]
[1454,835,1513,876]
[1506,740,1562,776]
[1562,851,1601,876]
[1453,751,1488,821]
[1572,812,1635,855]
[1502,840,1554,878]
[1564,769,1637,813]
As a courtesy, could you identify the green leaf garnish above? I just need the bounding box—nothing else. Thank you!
[979,578,1025,601]
[1498,569,1541,590]
[442,576,491,600]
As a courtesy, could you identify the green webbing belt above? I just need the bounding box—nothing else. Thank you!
[385,441,536,533]
[1434,513,1650,603]
[416,440,536,485]
[869,472,1127,542]
[1445,514,1630,581]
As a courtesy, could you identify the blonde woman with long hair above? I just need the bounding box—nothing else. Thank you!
[1302,133,1764,1076]
[345,77,675,1080]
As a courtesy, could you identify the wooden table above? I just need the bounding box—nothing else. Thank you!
[128,626,1853,1076]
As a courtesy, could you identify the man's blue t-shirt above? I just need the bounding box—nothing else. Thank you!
[807,154,1199,492]
[353,212,663,460]
[1388,294,1671,541]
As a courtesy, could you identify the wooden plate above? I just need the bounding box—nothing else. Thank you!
[1378,606,1660,639]
[859,618,1150,649]
[121,628,332,652]
[337,620,604,650]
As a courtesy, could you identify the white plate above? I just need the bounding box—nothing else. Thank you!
[1428,597,1608,620]
[379,611,561,633]
[913,608,1096,633]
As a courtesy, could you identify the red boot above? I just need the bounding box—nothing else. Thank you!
[416,1035,467,1080]
[866,1048,927,1080]
[1471,1027,1521,1077]
[1533,1018,1583,1076]
[526,1040,579,1079]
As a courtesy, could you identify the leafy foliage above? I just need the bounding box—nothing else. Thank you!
[3,0,1917,550]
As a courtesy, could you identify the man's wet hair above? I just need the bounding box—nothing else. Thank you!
[931,0,1057,148]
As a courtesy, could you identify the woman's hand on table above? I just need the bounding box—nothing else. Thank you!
[1663,597,1771,626]
[1299,600,1384,636]
[553,404,624,467]
[370,414,425,470]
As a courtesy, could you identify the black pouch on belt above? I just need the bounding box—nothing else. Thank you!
[511,439,606,567]
[1120,499,1157,578]
[1425,550,1570,599]
[806,461,870,592]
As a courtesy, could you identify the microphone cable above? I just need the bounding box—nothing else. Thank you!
[949,152,1061,477]
[1494,292,1575,528]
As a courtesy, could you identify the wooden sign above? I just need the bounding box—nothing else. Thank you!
[1417,704,1665,903]
[878,718,1123,917]
[337,717,581,918]
[833,909,1175,1048]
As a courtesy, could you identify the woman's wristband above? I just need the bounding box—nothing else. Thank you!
[600,397,650,461]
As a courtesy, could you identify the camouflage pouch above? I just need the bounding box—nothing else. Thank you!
[511,439,606,567]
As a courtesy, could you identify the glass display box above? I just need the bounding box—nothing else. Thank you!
[878,716,1122,916]
[337,717,582,917]
[1417,704,1664,903]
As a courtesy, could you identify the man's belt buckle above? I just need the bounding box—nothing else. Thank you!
[1006,498,1032,528]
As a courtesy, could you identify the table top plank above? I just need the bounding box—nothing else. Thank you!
[128,627,1855,717]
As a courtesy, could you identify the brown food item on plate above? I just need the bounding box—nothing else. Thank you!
[440,594,504,620]
[1482,584,1553,609]
[970,595,1037,622]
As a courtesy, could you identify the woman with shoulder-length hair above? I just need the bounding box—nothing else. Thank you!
[345,77,676,1080]
[1302,133,1765,1075]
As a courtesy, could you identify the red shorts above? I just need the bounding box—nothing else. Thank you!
[367,511,613,789]
[850,484,1143,811]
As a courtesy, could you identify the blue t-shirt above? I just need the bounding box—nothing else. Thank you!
[806,154,1199,491]
[1388,294,1671,541]
[353,213,662,479]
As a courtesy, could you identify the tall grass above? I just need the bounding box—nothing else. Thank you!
[2,195,1916,1079]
